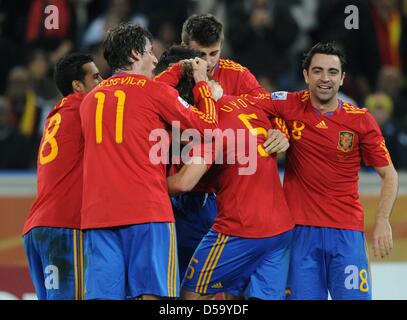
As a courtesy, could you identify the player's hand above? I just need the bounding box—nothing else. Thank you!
[191,57,208,83]
[263,129,290,154]
[179,59,193,74]
[372,218,393,259]
[207,80,223,101]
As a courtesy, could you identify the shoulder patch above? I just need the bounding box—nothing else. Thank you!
[178,96,190,109]
[272,91,288,100]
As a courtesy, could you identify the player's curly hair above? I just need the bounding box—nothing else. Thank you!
[302,42,346,72]
[181,14,224,46]
[103,22,153,71]
[54,53,94,97]
[154,46,203,104]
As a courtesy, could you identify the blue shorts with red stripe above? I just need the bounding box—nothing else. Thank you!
[286,225,372,300]
[182,228,293,299]
[23,227,84,300]
[83,222,179,300]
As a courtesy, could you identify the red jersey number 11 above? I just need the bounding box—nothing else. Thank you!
[94,90,126,144]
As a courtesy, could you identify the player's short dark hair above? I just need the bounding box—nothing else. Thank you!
[302,42,346,72]
[155,45,203,104]
[54,53,94,97]
[181,14,224,46]
[103,22,153,71]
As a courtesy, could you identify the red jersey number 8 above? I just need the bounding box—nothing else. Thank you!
[39,113,62,165]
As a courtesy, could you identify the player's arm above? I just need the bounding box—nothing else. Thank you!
[263,119,290,154]
[156,65,218,135]
[360,112,398,258]
[167,157,208,196]
[236,70,290,154]
[238,67,267,96]
[256,91,302,154]
[154,63,182,87]
[372,164,398,259]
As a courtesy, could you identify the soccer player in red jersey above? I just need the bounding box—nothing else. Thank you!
[155,14,289,282]
[156,46,295,300]
[261,42,399,299]
[22,53,102,300]
[79,23,218,300]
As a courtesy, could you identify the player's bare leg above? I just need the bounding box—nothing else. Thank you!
[181,288,215,300]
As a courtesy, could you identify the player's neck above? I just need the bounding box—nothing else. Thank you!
[114,65,145,77]
[310,95,339,114]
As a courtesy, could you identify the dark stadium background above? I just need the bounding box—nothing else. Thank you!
[0,0,406,299]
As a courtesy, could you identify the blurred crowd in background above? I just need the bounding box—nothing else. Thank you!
[0,0,406,170]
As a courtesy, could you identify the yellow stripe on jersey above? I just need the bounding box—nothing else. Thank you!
[198,87,209,116]
[342,103,367,114]
[380,140,392,164]
[275,118,289,136]
[219,60,244,72]
[202,235,229,294]
[195,233,223,293]
[196,86,216,124]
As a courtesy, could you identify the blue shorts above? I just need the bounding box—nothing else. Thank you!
[172,192,217,279]
[83,222,179,300]
[182,229,293,299]
[287,225,372,300]
[23,227,84,300]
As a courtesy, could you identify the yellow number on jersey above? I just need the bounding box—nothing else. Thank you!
[292,120,305,140]
[39,113,62,165]
[238,113,269,157]
[94,90,126,144]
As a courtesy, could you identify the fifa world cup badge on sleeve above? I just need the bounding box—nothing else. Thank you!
[271,91,288,100]
[178,96,190,109]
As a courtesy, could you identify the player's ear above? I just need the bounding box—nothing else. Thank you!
[130,49,142,62]
[340,71,345,86]
[303,69,309,84]
[72,80,85,93]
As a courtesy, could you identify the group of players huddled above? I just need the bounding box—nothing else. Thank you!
[23,14,398,300]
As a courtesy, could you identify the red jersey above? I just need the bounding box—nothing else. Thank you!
[212,59,265,95]
[155,60,288,194]
[155,59,266,96]
[200,94,294,238]
[255,90,391,231]
[79,73,217,229]
[23,93,85,234]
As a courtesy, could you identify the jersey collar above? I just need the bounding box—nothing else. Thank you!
[312,100,342,117]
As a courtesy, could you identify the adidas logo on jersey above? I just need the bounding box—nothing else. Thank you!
[211,282,223,289]
[316,120,328,129]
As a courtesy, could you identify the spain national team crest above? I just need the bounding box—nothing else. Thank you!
[337,131,355,153]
